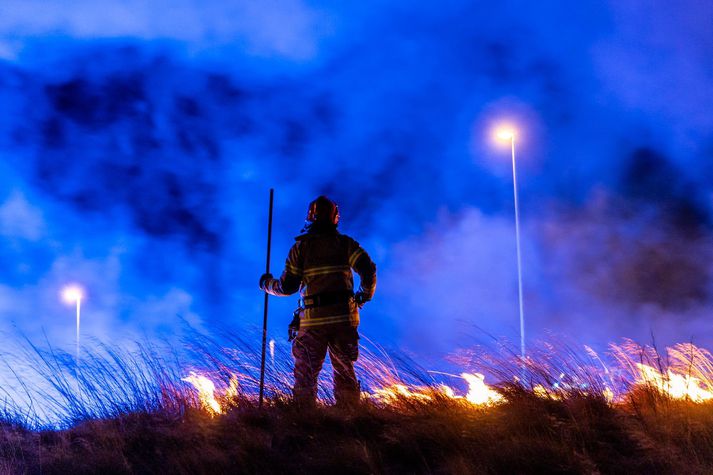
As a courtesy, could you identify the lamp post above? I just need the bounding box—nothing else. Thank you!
[61,285,84,377]
[495,126,526,363]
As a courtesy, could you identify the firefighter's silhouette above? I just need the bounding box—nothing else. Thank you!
[260,196,376,407]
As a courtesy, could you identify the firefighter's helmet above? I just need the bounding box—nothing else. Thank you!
[307,196,340,225]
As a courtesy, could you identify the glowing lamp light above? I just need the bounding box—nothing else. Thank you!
[61,285,84,305]
[494,126,516,142]
[61,284,85,389]
[490,120,526,367]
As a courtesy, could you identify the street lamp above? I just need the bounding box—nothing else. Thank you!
[61,284,84,375]
[494,125,526,364]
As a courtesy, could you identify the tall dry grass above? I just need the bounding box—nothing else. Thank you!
[0,331,711,473]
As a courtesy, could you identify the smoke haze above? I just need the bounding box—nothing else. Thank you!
[0,0,712,367]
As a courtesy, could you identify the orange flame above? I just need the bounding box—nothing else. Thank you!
[461,373,504,405]
[369,383,435,404]
[224,374,240,400]
[181,342,713,414]
[182,372,222,415]
[369,373,502,406]
[635,363,713,402]
[612,341,713,402]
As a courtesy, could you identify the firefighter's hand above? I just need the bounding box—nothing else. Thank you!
[259,273,273,291]
[288,312,300,341]
[288,324,298,342]
[354,292,369,309]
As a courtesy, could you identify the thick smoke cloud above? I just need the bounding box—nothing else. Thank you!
[0,0,712,366]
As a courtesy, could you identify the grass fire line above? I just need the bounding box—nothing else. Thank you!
[179,339,713,415]
[2,334,713,473]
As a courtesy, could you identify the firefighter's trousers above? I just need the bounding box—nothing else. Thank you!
[291,324,360,407]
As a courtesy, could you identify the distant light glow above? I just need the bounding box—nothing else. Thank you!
[61,285,84,304]
[494,125,516,142]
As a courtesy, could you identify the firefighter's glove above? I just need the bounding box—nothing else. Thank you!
[259,273,273,291]
[354,292,369,309]
[288,313,300,342]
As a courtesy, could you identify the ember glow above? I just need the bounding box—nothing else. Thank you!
[613,342,713,402]
[353,373,500,406]
[182,372,222,415]
[225,375,240,401]
[635,364,713,402]
[461,373,504,405]
[181,341,713,415]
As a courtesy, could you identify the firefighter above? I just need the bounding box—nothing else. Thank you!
[259,196,377,408]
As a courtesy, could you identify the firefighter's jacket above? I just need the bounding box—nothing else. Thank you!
[263,228,376,328]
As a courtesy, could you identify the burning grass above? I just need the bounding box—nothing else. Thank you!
[0,333,713,473]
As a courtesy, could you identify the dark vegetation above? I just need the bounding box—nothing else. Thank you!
[0,335,712,474]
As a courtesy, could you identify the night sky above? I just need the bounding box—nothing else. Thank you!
[1,0,712,370]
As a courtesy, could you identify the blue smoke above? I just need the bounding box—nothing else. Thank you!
[0,0,712,367]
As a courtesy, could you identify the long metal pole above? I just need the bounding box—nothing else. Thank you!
[76,299,81,369]
[510,137,526,362]
[259,188,274,407]
[76,297,81,395]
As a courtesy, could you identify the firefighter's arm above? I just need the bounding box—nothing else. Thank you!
[348,240,376,305]
[260,243,303,296]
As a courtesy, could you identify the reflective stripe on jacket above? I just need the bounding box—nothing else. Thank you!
[264,229,376,328]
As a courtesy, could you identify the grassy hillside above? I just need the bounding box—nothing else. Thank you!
[2,390,713,474]
[1,335,713,474]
